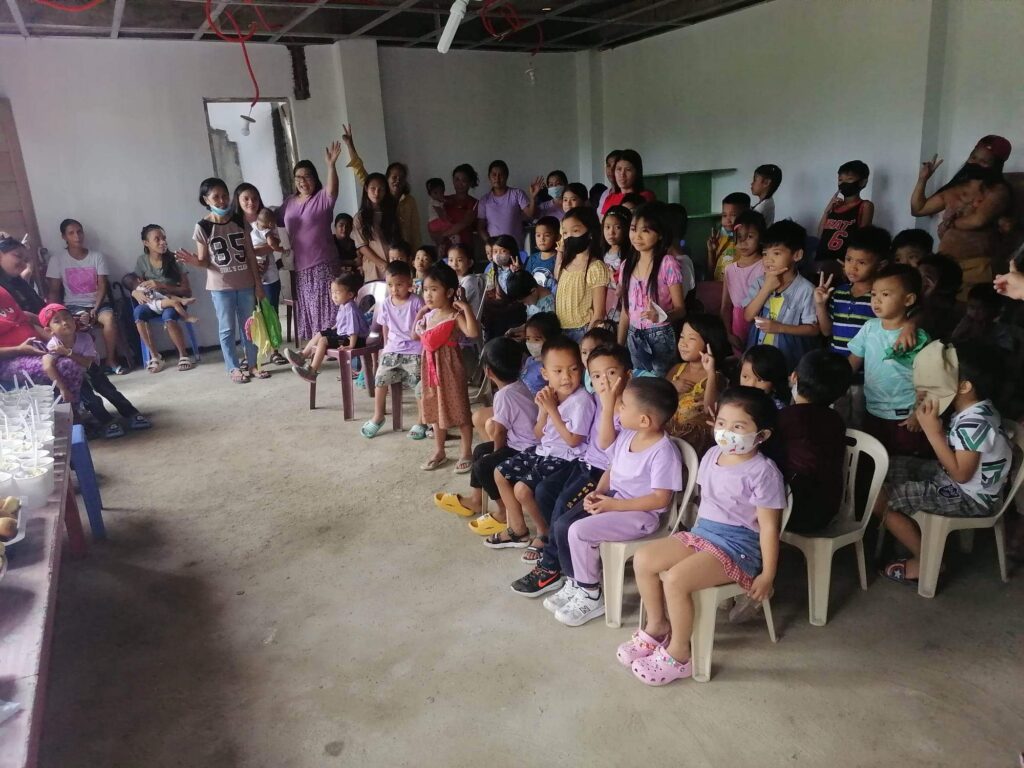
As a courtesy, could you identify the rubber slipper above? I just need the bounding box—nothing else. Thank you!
[408,424,428,440]
[420,455,449,471]
[453,457,473,475]
[881,558,918,586]
[468,513,507,536]
[483,529,530,549]
[433,492,475,517]
[361,419,384,439]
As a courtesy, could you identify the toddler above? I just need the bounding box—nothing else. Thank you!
[334,213,358,268]
[361,261,426,439]
[915,252,963,341]
[39,304,95,404]
[580,326,616,393]
[739,345,790,409]
[721,210,766,350]
[505,272,554,323]
[892,228,933,268]
[520,312,561,395]
[553,378,684,626]
[413,245,437,295]
[487,337,594,558]
[817,160,874,270]
[750,164,782,226]
[511,343,631,594]
[616,202,686,376]
[602,205,632,325]
[285,273,367,383]
[847,264,931,456]
[415,262,480,472]
[124,273,198,323]
[877,342,1011,585]
[621,387,786,686]
[707,192,751,280]
[742,220,819,370]
[433,337,537,524]
[251,207,291,303]
[555,206,610,341]
[666,314,730,454]
[524,216,560,289]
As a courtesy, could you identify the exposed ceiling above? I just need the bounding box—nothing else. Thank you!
[0,0,765,52]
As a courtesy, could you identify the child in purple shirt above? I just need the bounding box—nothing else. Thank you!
[549,378,684,627]
[621,387,786,686]
[511,343,631,597]
[362,262,426,439]
[286,274,367,383]
[488,338,594,559]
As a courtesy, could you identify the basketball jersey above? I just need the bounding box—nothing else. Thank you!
[817,200,863,261]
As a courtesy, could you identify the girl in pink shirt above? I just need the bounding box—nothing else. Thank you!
[722,210,767,352]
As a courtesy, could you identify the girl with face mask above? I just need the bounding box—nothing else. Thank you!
[622,387,787,686]
[553,206,610,342]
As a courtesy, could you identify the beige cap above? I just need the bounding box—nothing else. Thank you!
[913,341,959,414]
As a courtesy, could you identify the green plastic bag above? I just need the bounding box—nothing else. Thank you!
[260,298,283,349]
[246,305,272,366]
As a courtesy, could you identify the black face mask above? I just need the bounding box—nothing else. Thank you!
[838,182,861,196]
[563,233,591,257]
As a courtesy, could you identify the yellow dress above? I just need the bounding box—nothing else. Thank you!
[668,364,714,455]
[555,260,610,330]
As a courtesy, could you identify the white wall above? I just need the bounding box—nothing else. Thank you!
[377,47,580,230]
[600,0,934,235]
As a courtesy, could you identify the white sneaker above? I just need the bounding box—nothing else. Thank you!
[555,588,605,627]
[542,580,577,614]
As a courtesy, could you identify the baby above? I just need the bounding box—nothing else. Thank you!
[123,273,198,323]
[252,207,292,274]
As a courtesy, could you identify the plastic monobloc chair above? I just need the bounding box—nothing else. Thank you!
[875,419,1024,599]
[601,437,699,628]
[70,424,105,540]
[781,429,888,626]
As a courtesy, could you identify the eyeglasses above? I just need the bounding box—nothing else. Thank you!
[294,174,314,181]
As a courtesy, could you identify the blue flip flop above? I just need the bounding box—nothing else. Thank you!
[360,420,384,439]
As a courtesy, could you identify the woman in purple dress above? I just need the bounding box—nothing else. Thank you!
[277,141,343,340]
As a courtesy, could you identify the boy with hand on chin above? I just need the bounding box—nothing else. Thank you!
[742,220,819,369]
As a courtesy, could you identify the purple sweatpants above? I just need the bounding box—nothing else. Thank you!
[567,511,661,586]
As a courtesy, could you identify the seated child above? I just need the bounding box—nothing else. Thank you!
[877,342,1011,585]
[707,192,751,281]
[739,345,790,409]
[434,337,537,523]
[413,245,438,295]
[892,228,933,268]
[524,216,560,290]
[285,273,367,382]
[511,343,630,595]
[750,163,782,226]
[666,314,730,455]
[552,377,684,626]
[847,264,931,457]
[742,219,818,370]
[521,312,561,395]
[361,261,426,439]
[505,272,554,326]
[621,387,786,685]
[915,252,963,341]
[722,210,766,351]
[580,326,616,393]
[771,350,852,533]
[487,337,594,557]
[124,273,197,323]
[38,303,101,405]
[817,160,874,270]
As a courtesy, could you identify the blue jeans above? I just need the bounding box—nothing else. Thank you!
[563,326,587,343]
[210,288,257,372]
[263,279,281,311]
[133,304,180,323]
[627,324,677,376]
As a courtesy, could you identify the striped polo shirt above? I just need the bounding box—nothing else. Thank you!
[828,282,874,355]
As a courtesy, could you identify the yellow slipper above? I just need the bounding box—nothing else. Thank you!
[468,513,508,536]
[433,492,476,518]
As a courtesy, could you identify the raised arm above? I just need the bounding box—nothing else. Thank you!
[911,154,945,216]
[326,140,342,200]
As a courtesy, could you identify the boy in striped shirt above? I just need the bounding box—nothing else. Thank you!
[814,226,891,425]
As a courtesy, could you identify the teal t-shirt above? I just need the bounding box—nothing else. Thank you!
[847,319,924,420]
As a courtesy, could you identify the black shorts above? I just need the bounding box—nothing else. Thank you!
[320,329,365,350]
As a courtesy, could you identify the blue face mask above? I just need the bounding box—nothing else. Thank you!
[547,185,565,199]
[209,204,232,217]
[584,368,594,394]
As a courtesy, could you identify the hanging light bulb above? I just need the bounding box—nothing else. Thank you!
[437,0,468,54]
[240,113,256,136]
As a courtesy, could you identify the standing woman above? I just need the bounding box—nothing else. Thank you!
[600,149,655,215]
[176,177,268,384]
[443,164,479,249]
[911,135,1013,294]
[476,160,542,249]
[342,125,421,248]
[352,173,400,282]
[596,150,622,213]
[135,225,195,372]
[277,142,343,340]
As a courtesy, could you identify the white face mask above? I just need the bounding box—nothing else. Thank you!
[714,429,761,456]
[525,341,543,360]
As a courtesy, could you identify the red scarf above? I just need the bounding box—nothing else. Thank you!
[420,316,459,387]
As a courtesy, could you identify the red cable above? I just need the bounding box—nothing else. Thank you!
[222,8,261,109]
[32,0,106,11]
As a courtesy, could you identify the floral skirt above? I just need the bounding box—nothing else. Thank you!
[295,262,338,340]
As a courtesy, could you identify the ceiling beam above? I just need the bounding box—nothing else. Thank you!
[267,0,331,44]
[464,0,590,51]
[193,0,230,41]
[4,0,28,38]
[546,0,683,44]
[402,0,515,48]
[598,0,762,48]
[109,0,125,39]
[343,0,419,38]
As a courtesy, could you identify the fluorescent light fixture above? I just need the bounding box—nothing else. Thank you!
[437,0,468,54]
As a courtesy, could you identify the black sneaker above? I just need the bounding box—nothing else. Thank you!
[510,566,564,598]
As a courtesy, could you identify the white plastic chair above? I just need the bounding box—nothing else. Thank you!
[600,438,699,628]
[781,429,888,626]
[639,489,793,683]
[876,419,1024,599]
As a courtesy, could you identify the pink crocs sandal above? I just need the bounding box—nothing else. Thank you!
[616,630,669,667]
[631,646,692,686]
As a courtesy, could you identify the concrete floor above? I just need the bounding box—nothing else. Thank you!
[37,355,1024,768]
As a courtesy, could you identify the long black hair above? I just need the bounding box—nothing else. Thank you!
[231,182,263,220]
[291,160,322,194]
[561,205,604,270]
[602,205,633,258]
[619,202,670,313]
[140,224,182,284]
[357,172,400,247]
